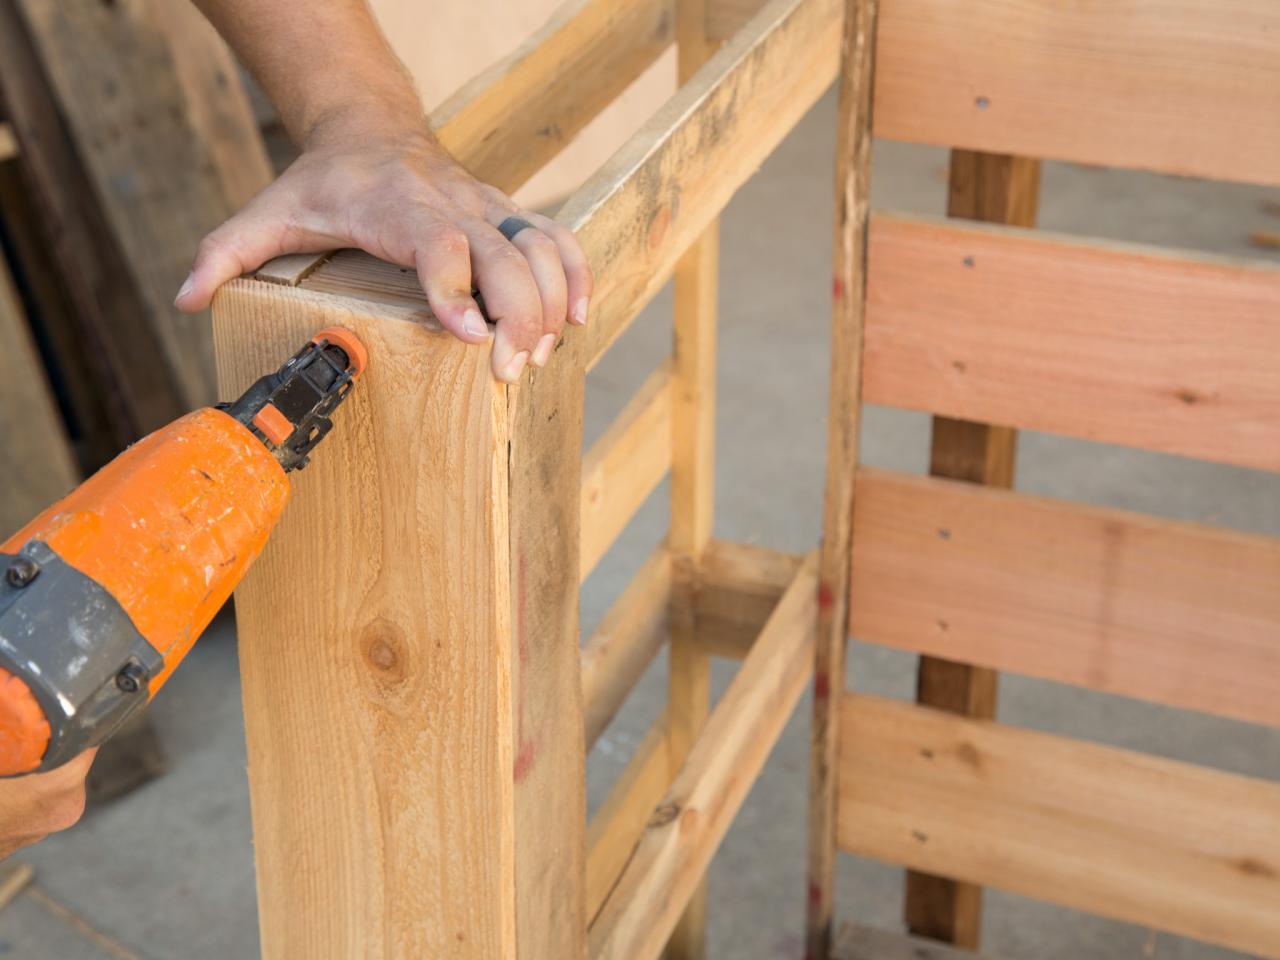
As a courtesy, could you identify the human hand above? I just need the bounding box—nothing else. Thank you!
[0,749,96,861]
[176,129,593,383]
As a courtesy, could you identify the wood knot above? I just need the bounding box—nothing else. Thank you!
[359,618,409,685]
[648,802,681,829]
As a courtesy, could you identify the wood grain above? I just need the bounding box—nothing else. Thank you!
[873,0,1280,187]
[851,468,1280,727]
[0,251,77,539]
[838,695,1280,958]
[580,360,673,582]
[564,0,842,368]
[213,281,516,959]
[707,0,770,40]
[582,547,671,749]
[685,539,803,659]
[864,213,1280,471]
[805,0,876,956]
[590,554,818,960]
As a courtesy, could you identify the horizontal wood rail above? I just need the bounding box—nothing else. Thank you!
[587,717,670,923]
[686,539,803,658]
[873,0,1280,187]
[837,695,1280,958]
[581,361,674,582]
[258,0,674,284]
[850,468,1280,727]
[565,0,842,368]
[582,547,671,748]
[589,553,817,959]
[863,214,1280,471]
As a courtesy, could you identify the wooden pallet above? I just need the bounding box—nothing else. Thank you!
[835,923,998,960]
[808,1,1280,959]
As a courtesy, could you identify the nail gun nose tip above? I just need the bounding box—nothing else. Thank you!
[312,326,369,378]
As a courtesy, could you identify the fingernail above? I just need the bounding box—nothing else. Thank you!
[463,308,490,339]
[174,273,194,306]
[497,351,530,383]
[571,297,589,326]
[531,333,557,368]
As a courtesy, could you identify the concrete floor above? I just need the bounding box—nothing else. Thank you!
[5,88,1279,958]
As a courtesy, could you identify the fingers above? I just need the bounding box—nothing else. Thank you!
[462,219,544,382]
[493,216,568,369]
[410,220,489,346]
[524,211,594,327]
[176,213,307,312]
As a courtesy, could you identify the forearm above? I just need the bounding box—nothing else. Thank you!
[192,0,426,149]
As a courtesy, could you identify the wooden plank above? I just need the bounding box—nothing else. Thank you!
[685,539,802,659]
[707,0,770,41]
[434,0,674,195]
[805,0,876,956]
[872,0,1280,188]
[566,0,842,368]
[838,695,1280,958]
[590,553,818,960]
[666,0,721,950]
[851,468,1280,727]
[258,0,674,284]
[0,252,77,539]
[16,0,271,407]
[587,718,671,924]
[213,281,516,959]
[904,148,1039,951]
[582,548,672,749]
[864,213,1280,471]
[0,122,15,161]
[0,0,183,439]
[835,923,1004,960]
[580,361,673,582]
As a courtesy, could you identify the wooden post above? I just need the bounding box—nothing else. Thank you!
[900,151,1041,949]
[214,279,519,959]
[667,0,720,955]
[805,0,877,958]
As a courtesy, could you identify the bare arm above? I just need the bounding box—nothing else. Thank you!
[179,0,592,381]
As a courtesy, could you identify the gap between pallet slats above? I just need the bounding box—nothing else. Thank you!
[872,0,1280,187]
[837,695,1280,959]
[864,213,1280,472]
[589,553,818,960]
[850,468,1280,728]
[582,547,672,749]
[581,360,674,582]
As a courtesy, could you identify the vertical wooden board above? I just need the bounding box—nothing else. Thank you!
[903,148,1038,950]
[839,695,1280,959]
[0,252,77,538]
[506,333,588,959]
[871,0,1280,187]
[213,281,515,960]
[806,0,876,957]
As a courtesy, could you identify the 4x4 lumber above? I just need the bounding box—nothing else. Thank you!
[865,213,1280,471]
[805,0,875,957]
[873,0,1280,188]
[666,0,720,952]
[852,468,1280,727]
[0,251,77,539]
[580,360,673,582]
[589,554,818,960]
[214,283,517,959]
[582,547,672,749]
[258,0,674,284]
[569,0,842,368]
[903,148,1039,950]
[15,0,272,407]
[839,695,1280,959]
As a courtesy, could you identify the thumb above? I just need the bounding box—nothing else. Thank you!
[175,216,297,312]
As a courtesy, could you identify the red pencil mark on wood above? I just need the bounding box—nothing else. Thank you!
[832,275,845,300]
[817,582,835,613]
[813,670,830,702]
[513,739,539,783]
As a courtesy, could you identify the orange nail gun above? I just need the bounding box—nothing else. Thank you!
[0,327,366,776]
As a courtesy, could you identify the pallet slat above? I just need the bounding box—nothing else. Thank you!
[581,361,674,581]
[687,540,802,659]
[873,0,1280,187]
[864,214,1280,471]
[837,695,1280,959]
[589,553,818,960]
[851,468,1280,727]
